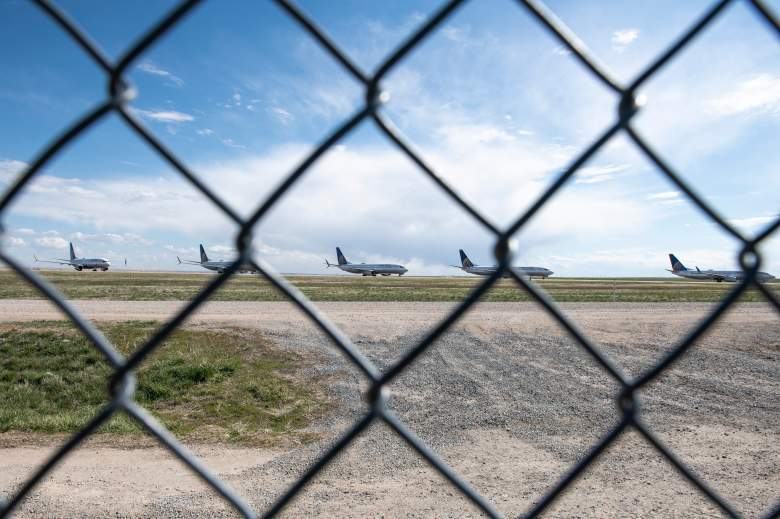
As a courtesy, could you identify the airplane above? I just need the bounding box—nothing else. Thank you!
[453,249,553,279]
[667,253,775,283]
[34,242,111,271]
[325,247,407,276]
[177,244,259,274]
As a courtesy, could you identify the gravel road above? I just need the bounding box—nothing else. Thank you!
[1,300,778,518]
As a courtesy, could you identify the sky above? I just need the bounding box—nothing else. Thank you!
[1,0,779,276]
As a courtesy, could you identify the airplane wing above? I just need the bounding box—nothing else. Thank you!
[177,256,202,265]
[34,255,73,266]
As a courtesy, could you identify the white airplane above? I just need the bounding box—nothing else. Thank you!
[668,253,775,282]
[177,244,258,274]
[325,247,407,276]
[34,242,111,271]
[453,249,553,279]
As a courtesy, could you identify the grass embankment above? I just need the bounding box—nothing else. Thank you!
[0,321,325,445]
[0,270,778,302]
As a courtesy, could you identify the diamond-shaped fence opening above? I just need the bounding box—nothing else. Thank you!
[1,0,779,518]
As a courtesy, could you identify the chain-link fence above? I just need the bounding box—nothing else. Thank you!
[1,0,779,517]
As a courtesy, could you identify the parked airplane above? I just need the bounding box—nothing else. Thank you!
[325,247,407,276]
[34,242,111,271]
[668,253,774,282]
[177,244,258,274]
[453,249,553,279]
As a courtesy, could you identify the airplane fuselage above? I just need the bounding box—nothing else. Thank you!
[461,265,553,279]
[670,269,774,283]
[70,258,111,271]
[337,263,407,276]
[200,260,258,274]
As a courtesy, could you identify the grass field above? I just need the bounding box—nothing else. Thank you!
[0,269,777,302]
[0,321,325,445]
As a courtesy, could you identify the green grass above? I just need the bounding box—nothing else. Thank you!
[0,269,778,302]
[0,321,326,445]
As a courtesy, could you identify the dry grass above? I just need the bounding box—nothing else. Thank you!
[1,269,777,302]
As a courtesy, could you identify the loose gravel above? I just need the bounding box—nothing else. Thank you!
[0,301,778,518]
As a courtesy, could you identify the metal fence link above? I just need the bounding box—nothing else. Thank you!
[1,0,779,517]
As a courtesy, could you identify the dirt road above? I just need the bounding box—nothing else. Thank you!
[1,300,778,517]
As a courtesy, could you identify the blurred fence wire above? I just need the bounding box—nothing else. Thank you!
[1,0,780,517]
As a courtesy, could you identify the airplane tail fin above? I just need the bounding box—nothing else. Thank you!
[669,253,687,272]
[177,256,182,265]
[199,244,209,264]
[459,249,474,268]
[69,242,76,261]
[336,247,348,266]
[33,254,39,262]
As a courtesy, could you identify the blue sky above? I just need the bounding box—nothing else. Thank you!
[1,0,779,275]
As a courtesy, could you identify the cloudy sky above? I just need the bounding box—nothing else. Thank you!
[1,0,779,275]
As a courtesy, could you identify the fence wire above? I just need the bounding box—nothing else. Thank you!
[1,0,779,517]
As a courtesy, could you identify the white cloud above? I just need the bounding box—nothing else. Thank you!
[707,74,780,117]
[34,236,68,249]
[14,228,35,235]
[4,236,26,248]
[551,248,666,271]
[729,215,777,230]
[207,244,234,256]
[575,164,631,184]
[646,191,681,200]
[136,62,184,87]
[436,124,517,147]
[611,29,639,52]
[164,244,196,255]
[646,191,685,206]
[197,128,214,136]
[134,109,194,123]
[27,176,103,199]
[268,107,294,126]
[2,126,662,274]
[221,138,245,149]
[0,159,27,183]
[70,232,153,246]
